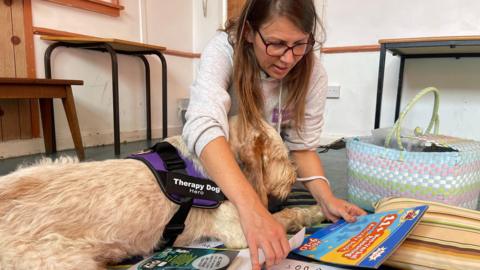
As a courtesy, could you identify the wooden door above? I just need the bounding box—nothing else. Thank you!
[0,0,37,141]
[228,0,246,20]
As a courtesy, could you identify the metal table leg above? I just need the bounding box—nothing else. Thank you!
[44,42,167,156]
[44,42,66,154]
[394,56,406,121]
[374,43,387,129]
[151,51,168,139]
[136,55,152,141]
[100,43,121,156]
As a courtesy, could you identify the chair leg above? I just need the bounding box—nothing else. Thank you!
[39,98,54,154]
[61,86,85,161]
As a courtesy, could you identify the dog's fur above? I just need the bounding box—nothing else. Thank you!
[0,117,324,270]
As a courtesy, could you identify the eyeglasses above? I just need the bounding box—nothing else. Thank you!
[256,30,315,57]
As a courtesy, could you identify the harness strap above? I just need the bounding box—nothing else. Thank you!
[153,142,191,248]
[160,196,193,248]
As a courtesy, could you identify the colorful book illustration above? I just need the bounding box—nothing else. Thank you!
[293,205,428,268]
[128,247,239,270]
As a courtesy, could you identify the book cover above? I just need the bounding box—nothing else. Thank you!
[292,205,428,268]
[128,247,239,270]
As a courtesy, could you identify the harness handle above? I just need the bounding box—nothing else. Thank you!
[153,142,187,171]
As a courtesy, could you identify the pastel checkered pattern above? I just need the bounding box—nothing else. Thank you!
[346,136,480,212]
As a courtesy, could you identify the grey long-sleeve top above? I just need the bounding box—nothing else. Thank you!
[183,31,328,157]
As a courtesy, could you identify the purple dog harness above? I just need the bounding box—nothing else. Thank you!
[128,142,225,247]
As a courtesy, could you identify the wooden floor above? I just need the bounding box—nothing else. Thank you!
[0,139,161,176]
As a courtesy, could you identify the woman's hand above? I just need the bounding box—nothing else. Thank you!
[199,137,290,269]
[237,199,291,270]
[319,193,367,223]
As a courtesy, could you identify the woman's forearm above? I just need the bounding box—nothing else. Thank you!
[199,136,264,209]
[290,150,334,202]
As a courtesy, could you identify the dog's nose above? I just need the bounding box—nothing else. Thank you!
[268,196,286,213]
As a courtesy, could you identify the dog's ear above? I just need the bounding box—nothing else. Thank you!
[228,116,269,206]
[237,133,269,206]
[259,126,297,201]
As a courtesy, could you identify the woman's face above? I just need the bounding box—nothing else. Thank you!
[247,16,311,80]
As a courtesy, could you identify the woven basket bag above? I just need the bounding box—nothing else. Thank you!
[346,87,480,212]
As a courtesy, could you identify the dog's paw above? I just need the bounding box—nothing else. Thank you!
[220,233,248,249]
[274,205,326,233]
[292,205,325,228]
[304,205,325,226]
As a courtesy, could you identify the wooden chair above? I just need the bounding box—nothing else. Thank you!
[0,78,85,160]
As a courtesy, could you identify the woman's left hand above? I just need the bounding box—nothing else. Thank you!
[320,195,367,223]
[291,150,367,223]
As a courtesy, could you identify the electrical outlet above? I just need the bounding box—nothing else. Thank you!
[327,84,340,99]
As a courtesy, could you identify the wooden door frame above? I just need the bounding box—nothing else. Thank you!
[0,0,39,140]
[23,0,40,137]
[227,0,246,20]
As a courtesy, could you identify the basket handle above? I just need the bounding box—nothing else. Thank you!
[385,87,440,150]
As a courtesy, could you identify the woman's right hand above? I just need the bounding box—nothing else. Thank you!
[199,137,290,269]
[237,198,291,270]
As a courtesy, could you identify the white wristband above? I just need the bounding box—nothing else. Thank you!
[297,175,330,186]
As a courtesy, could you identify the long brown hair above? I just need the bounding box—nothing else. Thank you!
[226,0,324,137]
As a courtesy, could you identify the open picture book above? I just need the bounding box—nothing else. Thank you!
[124,205,429,269]
[292,204,428,268]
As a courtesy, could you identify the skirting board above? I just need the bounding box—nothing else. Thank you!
[0,126,182,159]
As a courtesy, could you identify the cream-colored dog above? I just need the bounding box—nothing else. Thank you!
[0,117,324,270]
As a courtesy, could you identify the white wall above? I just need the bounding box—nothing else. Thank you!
[192,0,225,53]
[143,0,225,126]
[323,0,480,46]
[320,0,480,141]
[142,0,195,135]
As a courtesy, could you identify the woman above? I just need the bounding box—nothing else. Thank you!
[183,0,366,268]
